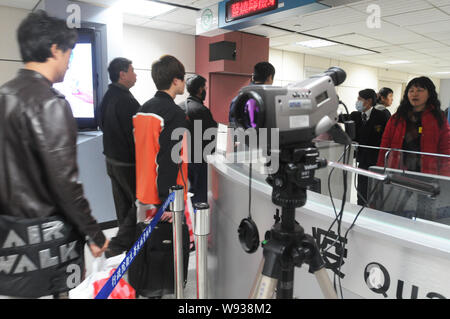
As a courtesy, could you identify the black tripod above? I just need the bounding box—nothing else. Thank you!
[249,144,338,299]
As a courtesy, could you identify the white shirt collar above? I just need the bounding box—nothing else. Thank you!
[363,107,373,120]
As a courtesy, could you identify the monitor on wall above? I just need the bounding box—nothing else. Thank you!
[53,28,98,130]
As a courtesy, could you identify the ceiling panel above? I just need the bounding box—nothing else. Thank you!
[330,33,389,48]
[358,22,431,44]
[156,8,197,26]
[269,33,318,46]
[427,0,450,6]
[406,19,450,34]
[274,44,330,56]
[438,38,450,45]
[439,5,450,14]
[300,6,367,25]
[305,21,368,38]
[270,17,328,33]
[400,41,449,50]
[241,25,292,38]
[0,0,39,10]
[329,48,377,57]
[350,0,433,15]
[142,19,192,33]
[123,14,150,26]
[383,8,449,27]
[421,31,450,41]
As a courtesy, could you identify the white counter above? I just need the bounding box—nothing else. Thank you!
[77,131,116,224]
[207,153,450,299]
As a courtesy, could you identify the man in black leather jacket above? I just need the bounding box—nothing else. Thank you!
[0,11,108,298]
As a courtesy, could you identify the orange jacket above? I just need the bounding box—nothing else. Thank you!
[133,91,188,205]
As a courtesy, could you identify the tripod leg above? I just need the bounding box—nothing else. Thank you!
[277,268,294,299]
[254,275,277,299]
[314,268,338,299]
[249,258,265,299]
[250,257,277,299]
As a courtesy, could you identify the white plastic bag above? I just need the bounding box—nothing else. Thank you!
[69,253,125,299]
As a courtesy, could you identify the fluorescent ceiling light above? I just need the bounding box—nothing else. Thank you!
[435,71,450,74]
[385,60,411,64]
[295,39,338,48]
[117,0,175,18]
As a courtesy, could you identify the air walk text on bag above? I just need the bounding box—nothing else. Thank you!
[0,214,85,298]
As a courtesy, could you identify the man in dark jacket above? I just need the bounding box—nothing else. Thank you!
[179,75,217,204]
[97,58,140,257]
[350,89,388,205]
[0,11,108,298]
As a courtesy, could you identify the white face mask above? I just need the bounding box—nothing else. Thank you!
[356,100,364,112]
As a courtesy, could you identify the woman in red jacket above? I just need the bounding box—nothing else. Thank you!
[377,76,450,176]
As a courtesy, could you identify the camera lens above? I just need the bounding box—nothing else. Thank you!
[243,98,260,129]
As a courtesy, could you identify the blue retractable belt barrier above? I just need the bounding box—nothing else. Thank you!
[94,192,175,299]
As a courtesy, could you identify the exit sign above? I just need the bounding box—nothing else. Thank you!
[225,0,278,22]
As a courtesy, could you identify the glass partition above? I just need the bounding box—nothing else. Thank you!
[214,127,450,227]
[365,148,450,226]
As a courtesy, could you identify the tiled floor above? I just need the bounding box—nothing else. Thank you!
[84,227,197,299]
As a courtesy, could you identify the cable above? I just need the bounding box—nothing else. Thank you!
[336,145,351,298]
[334,179,384,297]
[322,144,351,298]
[323,144,351,246]
[339,100,350,115]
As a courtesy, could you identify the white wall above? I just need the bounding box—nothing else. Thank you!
[439,79,450,111]
[122,24,196,106]
[269,48,442,115]
[0,6,29,85]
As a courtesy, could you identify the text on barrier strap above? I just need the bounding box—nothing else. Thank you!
[94,192,175,299]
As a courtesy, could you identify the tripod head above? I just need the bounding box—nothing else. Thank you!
[266,143,327,209]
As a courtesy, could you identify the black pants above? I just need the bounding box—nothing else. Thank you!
[357,161,375,206]
[106,159,137,251]
[188,162,208,205]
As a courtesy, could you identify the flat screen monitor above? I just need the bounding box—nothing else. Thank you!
[53,28,98,130]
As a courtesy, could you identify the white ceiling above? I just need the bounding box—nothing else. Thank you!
[1,0,450,78]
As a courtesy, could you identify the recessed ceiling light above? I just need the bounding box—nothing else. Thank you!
[117,0,175,18]
[385,60,412,64]
[295,39,338,48]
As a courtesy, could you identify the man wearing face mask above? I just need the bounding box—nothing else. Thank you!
[179,75,217,204]
[350,89,388,206]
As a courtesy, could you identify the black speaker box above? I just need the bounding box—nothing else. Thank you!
[209,41,236,62]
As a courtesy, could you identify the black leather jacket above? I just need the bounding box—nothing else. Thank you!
[0,69,106,247]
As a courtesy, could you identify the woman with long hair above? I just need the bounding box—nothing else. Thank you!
[377,76,450,176]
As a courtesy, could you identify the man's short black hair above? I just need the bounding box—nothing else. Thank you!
[253,62,275,83]
[186,75,206,96]
[151,55,185,91]
[108,57,133,83]
[17,10,78,63]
